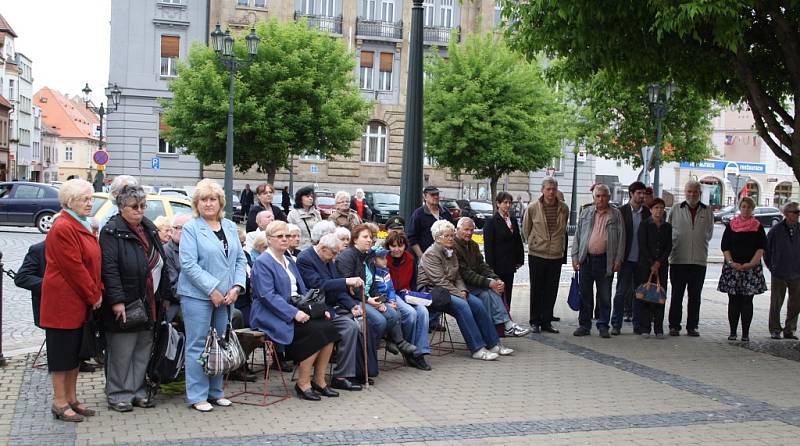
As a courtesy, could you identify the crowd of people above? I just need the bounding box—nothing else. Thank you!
[18,174,800,421]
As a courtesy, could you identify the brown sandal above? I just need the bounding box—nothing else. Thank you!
[69,402,96,417]
[51,404,85,422]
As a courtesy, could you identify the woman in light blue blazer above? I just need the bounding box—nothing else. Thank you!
[178,179,247,412]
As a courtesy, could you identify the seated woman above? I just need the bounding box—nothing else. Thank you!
[250,221,341,401]
[336,224,401,381]
[418,220,513,361]
[286,223,303,260]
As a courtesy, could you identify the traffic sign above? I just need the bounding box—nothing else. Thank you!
[93,150,110,166]
[151,157,160,170]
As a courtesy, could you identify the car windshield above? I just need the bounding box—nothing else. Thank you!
[373,193,400,205]
[317,196,335,205]
[91,197,108,217]
[470,201,494,212]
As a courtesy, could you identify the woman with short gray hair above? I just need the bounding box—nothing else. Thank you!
[100,184,175,412]
[329,190,362,231]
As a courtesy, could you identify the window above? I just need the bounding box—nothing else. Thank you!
[237,0,248,5]
[144,199,166,222]
[549,156,562,172]
[9,79,14,100]
[13,185,44,199]
[254,0,266,6]
[440,0,453,28]
[423,144,438,166]
[364,0,377,20]
[321,0,335,16]
[160,35,180,77]
[494,1,502,26]
[65,146,73,161]
[378,52,393,91]
[423,0,435,27]
[359,51,374,90]
[158,115,177,154]
[361,122,387,163]
[301,0,315,14]
[171,201,193,216]
[381,0,395,22]
[33,142,40,159]
[0,185,11,199]
[300,153,325,161]
[159,0,183,4]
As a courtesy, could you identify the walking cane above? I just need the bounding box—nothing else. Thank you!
[360,287,369,390]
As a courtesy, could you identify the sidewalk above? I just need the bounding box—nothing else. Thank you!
[1,283,799,445]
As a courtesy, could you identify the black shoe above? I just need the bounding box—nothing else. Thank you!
[356,376,375,385]
[397,340,417,355]
[132,398,156,408]
[330,378,362,391]
[599,328,611,339]
[385,341,400,355]
[406,354,432,371]
[573,327,590,336]
[669,329,680,336]
[229,368,257,382]
[610,327,621,336]
[771,332,782,340]
[311,382,339,397]
[633,328,642,335]
[741,336,750,342]
[687,329,700,337]
[79,362,96,373]
[551,317,561,322]
[784,333,799,340]
[531,325,541,334]
[541,326,559,334]
[728,334,737,341]
[108,402,133,413]
[294,384,321,401]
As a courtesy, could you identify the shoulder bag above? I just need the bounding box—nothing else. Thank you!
[201,305,245,376]
[567,273,582,311]
[635,273,666,305]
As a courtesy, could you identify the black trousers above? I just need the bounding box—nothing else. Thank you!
[669,264,707,331]
[496,271,515,311]
[529,256,562,327]
[728,294,755,337]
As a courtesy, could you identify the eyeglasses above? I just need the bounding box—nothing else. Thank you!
[438,233,455,240]
[126,203,147,211]
[172,225,183,230]
[270,234,289,239]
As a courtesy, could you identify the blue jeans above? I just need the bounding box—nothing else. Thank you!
[611,261,640,330]
[181,296,230,405]
[468,287,510,325]
[444,294,499,353]
[394,298,430,356]
[578,254,613,331]
[362,304,399,376]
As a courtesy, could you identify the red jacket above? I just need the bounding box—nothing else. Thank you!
[40,212,103,329]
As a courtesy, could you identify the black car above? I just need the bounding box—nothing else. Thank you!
[364,191,400,224]
[714,205,736,223]
[720,206,783,227]
[456,199,494,229]
[0,182,61,233]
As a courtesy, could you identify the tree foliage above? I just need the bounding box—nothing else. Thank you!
[566,69,716,168]
[424,33,565,203]
[163,19,370,182]
[503,0,800,182]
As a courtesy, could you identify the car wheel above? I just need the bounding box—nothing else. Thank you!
[36,212,55,233]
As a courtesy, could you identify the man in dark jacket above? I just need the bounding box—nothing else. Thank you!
[246,183,287,232]
[406,186,452,257]
[240,184,254,222]
[765,201,800,340]
[611,182,651,335]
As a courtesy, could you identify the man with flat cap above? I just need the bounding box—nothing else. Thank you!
[406,186,453,258]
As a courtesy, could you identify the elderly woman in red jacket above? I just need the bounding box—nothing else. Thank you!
[40,179,103,422]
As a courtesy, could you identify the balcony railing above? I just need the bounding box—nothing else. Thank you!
[294,12,343,35]
[423,26,460,45]
[355,17,403,40]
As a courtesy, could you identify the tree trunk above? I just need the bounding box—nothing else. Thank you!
[490,176,499,213]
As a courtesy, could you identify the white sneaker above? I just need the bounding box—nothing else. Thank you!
[192,401,213,412]
[511,325,532,337]
[208,398,232,407]
[489,345,514,356]
[471,348,499,361]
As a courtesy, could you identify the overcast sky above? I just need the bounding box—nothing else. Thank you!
[3,0,110,105]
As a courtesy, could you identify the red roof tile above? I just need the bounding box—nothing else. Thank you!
[34,87,99,140]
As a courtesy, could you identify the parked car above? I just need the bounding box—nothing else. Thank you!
[158,187,190,198]
[440,198,462,220]
[720,206,783,227]
[315,190,335,219]
[0,182,61,233]
[364,191,400,224]
[91,192,194,225]
[714,205,737,223]
[230,192,243,223]
[456,199,494,228]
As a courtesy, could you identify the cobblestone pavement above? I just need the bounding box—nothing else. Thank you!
[0,228,46,355]
[2,225,800,445]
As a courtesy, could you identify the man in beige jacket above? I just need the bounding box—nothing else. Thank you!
[523,177,570,333]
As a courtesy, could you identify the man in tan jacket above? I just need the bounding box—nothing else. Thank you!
[523,177,570,333]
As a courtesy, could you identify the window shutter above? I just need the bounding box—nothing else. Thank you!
[379,53,393,72]
[161,36,180,58]
[360,51,374,68]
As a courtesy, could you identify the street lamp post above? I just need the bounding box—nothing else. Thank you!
[210,25,260,217]
[82,83,122,191]
[647,81,676,198]
[399,0,425,220]
[569,149,578,235]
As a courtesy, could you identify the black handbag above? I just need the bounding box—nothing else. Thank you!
[291,288,327,319]
[119,298,149,330]
[78,312,105,360]
[146,310,185,396]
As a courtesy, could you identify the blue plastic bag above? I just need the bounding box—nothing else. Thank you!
[567,273,582,311]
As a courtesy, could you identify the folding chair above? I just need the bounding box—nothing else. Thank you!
[428,313,469,356]
[225,329,290,407]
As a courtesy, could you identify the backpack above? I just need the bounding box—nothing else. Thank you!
[146,316,185,397]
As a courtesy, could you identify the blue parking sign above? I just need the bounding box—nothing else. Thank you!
[151,157,160,170]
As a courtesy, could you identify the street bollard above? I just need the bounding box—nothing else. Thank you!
[0,251,6,367]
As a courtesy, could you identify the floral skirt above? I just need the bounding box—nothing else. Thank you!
[717,263,767,295]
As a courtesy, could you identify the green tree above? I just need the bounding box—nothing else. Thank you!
[503,0,800,182]
[163,20,370,183]
[566,69,716,169]
[424,33,564,205]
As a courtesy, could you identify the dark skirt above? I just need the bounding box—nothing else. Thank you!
[286,319,340,363]
[45,327,83,372]
[717,263,767,295]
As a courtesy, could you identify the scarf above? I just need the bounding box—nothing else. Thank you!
[730,215,760,233]
[64,208,93,233]
[128,221,160,320]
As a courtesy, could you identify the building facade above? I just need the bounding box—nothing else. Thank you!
[34,87,101,181]
[41,124,59,183]
[0,13,16,180]
[106,0,206,183]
